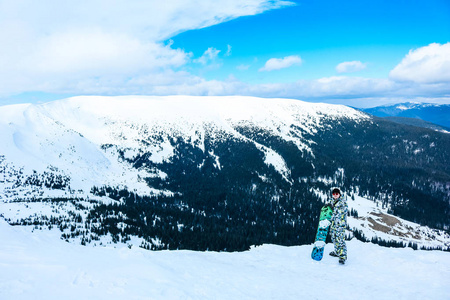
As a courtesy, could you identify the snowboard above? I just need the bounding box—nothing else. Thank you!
[311,205,333,261]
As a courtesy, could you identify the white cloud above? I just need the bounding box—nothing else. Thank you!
[194,48,221,65]
[23,29,188,75]
[336,61,367,73]
[237,64,250,71]
[389,43,450,83]
[0,0,293,97]
[225,45,232,56]
[259,55,302,72]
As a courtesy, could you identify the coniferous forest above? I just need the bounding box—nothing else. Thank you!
[5,116,450,251]
[85,117,450,251]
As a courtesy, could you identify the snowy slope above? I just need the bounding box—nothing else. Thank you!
[0,95,369,201]
[347,195,450,250]
[0,219,449,300]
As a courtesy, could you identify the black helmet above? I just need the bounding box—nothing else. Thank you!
[331,188,341,195]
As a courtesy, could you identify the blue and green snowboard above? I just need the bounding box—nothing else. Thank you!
[311,205,333,261]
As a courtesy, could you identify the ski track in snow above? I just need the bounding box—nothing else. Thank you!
[0,219,448,300]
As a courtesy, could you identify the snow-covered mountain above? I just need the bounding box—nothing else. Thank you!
[363,102,450,129]
[1,96,449,251]
[0,95,367,199]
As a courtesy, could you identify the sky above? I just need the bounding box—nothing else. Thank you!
[0,0,449,108]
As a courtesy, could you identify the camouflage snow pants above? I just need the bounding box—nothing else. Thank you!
[330,225,347,261]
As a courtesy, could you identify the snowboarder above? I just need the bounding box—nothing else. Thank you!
[328,187,348,264]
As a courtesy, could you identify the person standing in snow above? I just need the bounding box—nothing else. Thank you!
[328,187,348,264]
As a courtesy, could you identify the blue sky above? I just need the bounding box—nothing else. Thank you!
[0,0,449,107]
[171,0,450,81]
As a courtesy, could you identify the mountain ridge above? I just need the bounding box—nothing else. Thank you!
[1,96,449,251]
[0,95,369,198]
[363,102,450,129]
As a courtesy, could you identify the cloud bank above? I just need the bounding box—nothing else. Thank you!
[0,0,449,108]
[0,0,294,97]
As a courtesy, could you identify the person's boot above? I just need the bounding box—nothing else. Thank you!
[329,251,338,257]
[339,258,345,265]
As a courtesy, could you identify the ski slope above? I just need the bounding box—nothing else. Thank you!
[0,219,448,300]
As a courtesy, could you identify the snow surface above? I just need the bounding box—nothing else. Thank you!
[0,219,449,300]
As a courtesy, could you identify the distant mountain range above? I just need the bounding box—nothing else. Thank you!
[0,96,449,251]
[362,102,450,130]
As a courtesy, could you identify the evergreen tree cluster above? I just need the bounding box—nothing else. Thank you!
[85,117,450,251]
[352,229,449,251]
[24,171,70,190]
[4,115,450,252]
[89,185,321,252]
[306,117,450,230]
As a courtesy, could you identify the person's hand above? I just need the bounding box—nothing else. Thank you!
[324,203,334,210]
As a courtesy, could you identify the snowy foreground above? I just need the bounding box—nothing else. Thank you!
[1,220,449,300]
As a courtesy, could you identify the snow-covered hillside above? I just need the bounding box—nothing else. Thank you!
[347,195,450,250]
[1,95,449,252]
[0,218,449,300]
[0,95,368,201]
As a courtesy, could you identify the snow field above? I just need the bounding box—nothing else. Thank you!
[0,219,448,300]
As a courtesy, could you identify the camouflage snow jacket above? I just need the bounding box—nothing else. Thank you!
[330,195,348,229]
